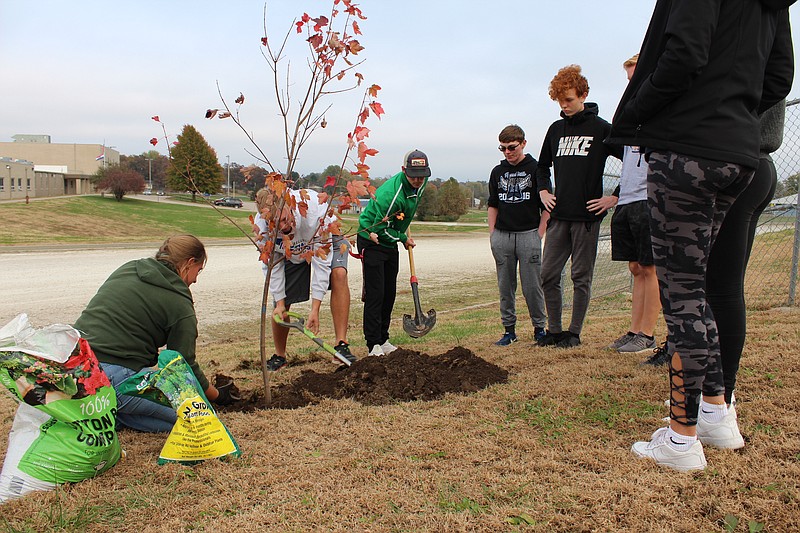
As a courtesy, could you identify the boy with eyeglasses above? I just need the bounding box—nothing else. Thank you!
[488,124,548,346]
[536,64,622,349]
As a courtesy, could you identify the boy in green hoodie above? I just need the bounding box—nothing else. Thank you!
[357,150,430,356]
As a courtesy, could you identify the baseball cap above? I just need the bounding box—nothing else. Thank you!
[403,149,431,178]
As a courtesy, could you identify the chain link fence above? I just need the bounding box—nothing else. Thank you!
[568,101,800,309]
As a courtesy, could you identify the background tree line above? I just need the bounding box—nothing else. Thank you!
[93,124,497,210]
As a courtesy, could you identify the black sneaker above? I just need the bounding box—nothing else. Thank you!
[534,327,546,343]
[641,341,669,366]
[536,330,562,347]
[555,331,581,348]
[334,341,357,365]
[266,354,287,371]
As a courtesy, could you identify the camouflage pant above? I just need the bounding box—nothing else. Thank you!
[647,151,754,425]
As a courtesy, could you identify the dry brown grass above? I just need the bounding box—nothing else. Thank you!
[2,293,798,532]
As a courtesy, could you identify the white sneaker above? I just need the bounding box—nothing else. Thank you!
[369,344,385,357]
[697,409,745,449]
[380,341,397,354]
[631,427,707,472]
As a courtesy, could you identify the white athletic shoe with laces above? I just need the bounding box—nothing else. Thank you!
[697,408,745,449]
[369,344,385,357]
[380,341,398,354]
[631,427,707,472]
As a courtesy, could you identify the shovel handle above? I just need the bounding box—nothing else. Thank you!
[407,246,417,279]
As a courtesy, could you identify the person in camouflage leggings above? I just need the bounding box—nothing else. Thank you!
[646,151,754,426]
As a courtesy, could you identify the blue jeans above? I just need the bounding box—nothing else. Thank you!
[101,363,177,433]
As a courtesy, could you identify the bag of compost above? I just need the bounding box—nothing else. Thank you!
[0,314,121,504]
[117,349,240,465]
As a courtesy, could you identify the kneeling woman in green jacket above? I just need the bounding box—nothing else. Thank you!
[74,234,234,432]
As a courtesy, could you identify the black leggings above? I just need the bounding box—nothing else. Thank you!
[706,156,777,404]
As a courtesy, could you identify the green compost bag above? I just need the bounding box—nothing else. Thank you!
[0,316,121,504]
[117,350,240,465]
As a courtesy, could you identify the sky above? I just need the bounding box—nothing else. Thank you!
[2,1,800,182]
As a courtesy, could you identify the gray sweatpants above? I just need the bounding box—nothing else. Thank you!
[490,228,546,330]
[540,218,600,336]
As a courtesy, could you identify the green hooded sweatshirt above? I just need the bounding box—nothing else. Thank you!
[358,171,427,247]
[74,257,208,390]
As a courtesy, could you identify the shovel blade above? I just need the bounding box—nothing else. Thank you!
[402,309,437,338]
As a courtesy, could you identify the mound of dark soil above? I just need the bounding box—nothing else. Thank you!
[217,346,507,411]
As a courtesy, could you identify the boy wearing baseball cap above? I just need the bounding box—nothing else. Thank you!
[357,150,430,356]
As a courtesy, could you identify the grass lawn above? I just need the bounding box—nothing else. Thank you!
[1,195,798,531]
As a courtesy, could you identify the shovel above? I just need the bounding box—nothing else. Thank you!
[402,246,437,338]
[272,311,353,366]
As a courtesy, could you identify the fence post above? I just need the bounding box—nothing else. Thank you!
[789,189,800,305]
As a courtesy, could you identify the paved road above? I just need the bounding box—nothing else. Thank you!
[0,235,493,330]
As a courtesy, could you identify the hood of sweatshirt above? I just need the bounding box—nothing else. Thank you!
[561,102,599,124]
[136,257,193,302]
[761,0,795,9]
[498,153,536,169]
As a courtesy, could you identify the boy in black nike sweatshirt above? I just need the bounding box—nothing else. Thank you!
[535,64,622,348]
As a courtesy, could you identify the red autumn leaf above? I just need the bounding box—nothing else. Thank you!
[352,163,370,178]
[346,132,356,150]
[313,247,329,260]
[205,109,218,119]
[260,37,268,46]
[273,180,287,199]
[355,72,363,85]
[354,126,370,141]
[312,15,328,32]
[149,138,158,146]
[347,179,370,198]
[283,234,293,259]
[368,102,385,119]
[317,192,329,204]
[347,40,364,55]
[296,21,304,33]
[299,189,310,202]
[297,201,308,218]
[235,93,245,104]
[324,175,337,188]
[345,4,366,20]
[151,116,160,122]
[357,141,379,162]
[301,12,310,22]
[308,33,323,49]
[218,112,232,119]
[359,107,369,124]
[172,141,179,146]
[337,198,353,213]
[248,214,255,225]
[336,70,346,81]
[285,192,297,212]
[352,20,362,35]
[368,84,381,98]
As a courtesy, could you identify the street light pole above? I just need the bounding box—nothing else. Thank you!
[226,155,230,194]
[147,158,153,191]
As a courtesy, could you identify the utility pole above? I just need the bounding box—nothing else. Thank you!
[147,158,153,191]
[226,155,230,194]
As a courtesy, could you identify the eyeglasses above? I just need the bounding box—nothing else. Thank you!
[498,143,520,152]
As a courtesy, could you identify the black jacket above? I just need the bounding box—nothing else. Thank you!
[607,0,794,169]
[488,153,544,232]
[536,103,623,222]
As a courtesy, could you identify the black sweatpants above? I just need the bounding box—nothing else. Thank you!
[706,156,777,404]
[357,235,399,348]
